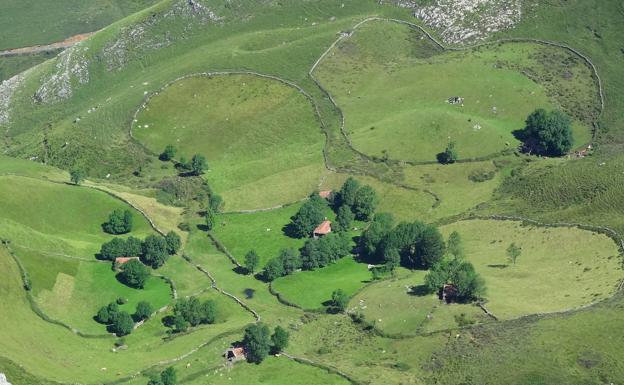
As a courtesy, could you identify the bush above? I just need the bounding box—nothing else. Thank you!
[164,231,182,255]
[468,169,496,183]
[271,326,289,353]
[329,289,349,313]
[134,301,153,321]
[103,209,133,235]
[160,144,177,161]
[112,311,134,336]
[437,141,458,164]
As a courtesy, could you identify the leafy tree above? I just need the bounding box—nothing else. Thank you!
[174,297,202,327]
[447,231,464,258]
[147,377,163,385]
[99,238,129,260]
[353,185,378,221]
[209,194,224,213]
[383,248,401,271]
[278,248,302,275]
[335,204,355,232]
[164,231,181,255]
[96,306,112,324]
[244,250,260,274]
[142,235,169,268]
[160,144,177,161]
[330,289,349,313]
[134,301,153,321]
[242,323,271,364]
[337,177,360,208]
[437,141,458,164]
[204,207,216,231]
[120,259,150,289]
[521,109,573,156]
[506,243,522,265]
[173,314,189,333]
[112,311,134,336]
[263,257,285,282]
[360,213,394,258]
[125,236,143,257]
[103,209,133,234]
[271,326,289,353]
[289,198,326,238]
[425,258,486,302]
[70,168,84,185]
[300,233,351,271]
[190,154,208,175]
[416,225,447,269]
[199,300,217,324]
[161,367,177,385]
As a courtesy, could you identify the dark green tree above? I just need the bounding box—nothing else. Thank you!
[416,225,447,269]
[112,311,134,336]
[200,300,217,324]
[337,177,361,208]
[164,231,181,255]
[522,109,573,156]
[209,194,224,213]
[173,314,189,333]
[330,289,349,313]
[278,248,302,275]
[161,367,177,385]
[353,185,378,221]
[425,258,486,302]
[271,326,289,353]
[242,323,271,364]
[335,204,355,232]
[204,207,216,231]
[244,250,260,274]
[190,154,208,176]
[160,144,177,161]
[103,209,133,235]
[263,257,285,282]
[125,236,143,257]
[359,213,394,258]
[96,306,112,324]
[134,301,153,321]
[120,259,150,289]
[142,235,169,268]
[383,248,401,271]
[70,169,84,185]
[438,141,458,164]
[99,238,128,260]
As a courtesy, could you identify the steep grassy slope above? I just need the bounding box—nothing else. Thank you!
[0,0,159,50]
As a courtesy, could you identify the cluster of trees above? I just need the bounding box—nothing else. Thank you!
[288,178,378,239]
[99,231,181,269]
[242,323,290,364]
[300,232,351,270]
[160,144,208,176]
[170,296,217,333]
[103,209,133,235]
[360,214,446,270]
[334,177,378,222]
[424,231,486,303]
[95,300,153,336]
[520,109,573,156]
[260,232,353,281]
[148,367,177,385]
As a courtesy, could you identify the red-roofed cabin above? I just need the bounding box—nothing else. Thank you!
[114,257,140,270]
[319,190,333,200]
[313,220,332,239]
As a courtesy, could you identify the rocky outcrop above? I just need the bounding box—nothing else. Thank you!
[34,45,90,103]
[0,373,12,385]
[0,73,24,125]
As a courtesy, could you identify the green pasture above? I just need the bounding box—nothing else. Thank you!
[133,74,327,210]
[314,20,594,163]
[272,257,371,310]
[442,219,621,319]
[0,53,57,82]
[212,202,335,268]
[16,248,171,334]
[0,175,153,256]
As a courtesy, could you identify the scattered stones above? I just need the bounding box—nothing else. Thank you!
[34,45,90,103]
[395,0,522,44]
[0,73,24,125]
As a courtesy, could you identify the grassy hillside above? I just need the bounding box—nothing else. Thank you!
[0,0,159,50]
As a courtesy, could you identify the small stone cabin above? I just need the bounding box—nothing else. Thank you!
[318,190,333,200]
[440,284,459,304]
[313,220,332,239]
[225,347,246,362]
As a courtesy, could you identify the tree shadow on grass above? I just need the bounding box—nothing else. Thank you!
[408,284,430,297]
[487,264,509,269]
[282,222,303,239]
[233,266,248,275]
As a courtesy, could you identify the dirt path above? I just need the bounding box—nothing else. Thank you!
[0,32,96,57]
